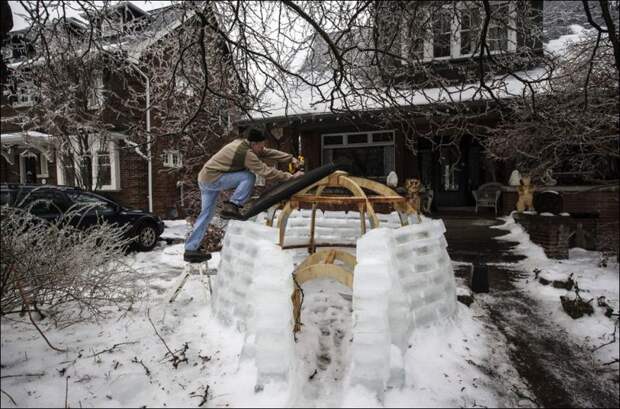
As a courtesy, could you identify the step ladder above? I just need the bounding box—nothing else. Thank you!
[169,261,217,303]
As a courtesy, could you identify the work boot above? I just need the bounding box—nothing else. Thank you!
[220,201,245,220]
[183,250,212,263]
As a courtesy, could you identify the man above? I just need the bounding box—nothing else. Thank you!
[184,128,303,262]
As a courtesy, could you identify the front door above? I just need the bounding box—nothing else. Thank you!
[24,155,37,183]
[434,145,469,207]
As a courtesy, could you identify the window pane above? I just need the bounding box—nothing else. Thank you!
[372,132,393,143]
[97,151,111,186]
[323,135,343,146]
[433,9,452,58]
[488,3,509,51]
[347,134,368,144]
[329,146,393,178]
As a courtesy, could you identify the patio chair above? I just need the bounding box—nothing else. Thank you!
[472,183,503,215]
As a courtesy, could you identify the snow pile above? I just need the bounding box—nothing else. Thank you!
[214,216,456,399]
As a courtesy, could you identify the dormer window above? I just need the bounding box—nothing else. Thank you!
[400,1,516,62]
[432,8,453,59]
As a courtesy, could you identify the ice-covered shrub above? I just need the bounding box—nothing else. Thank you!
[0,206,141,328]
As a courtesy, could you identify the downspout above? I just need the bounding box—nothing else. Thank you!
[128,60,153,213]
[146,76,152,213]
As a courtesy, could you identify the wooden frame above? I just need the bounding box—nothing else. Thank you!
[273,170,419,250]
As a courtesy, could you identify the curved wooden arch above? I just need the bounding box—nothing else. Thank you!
[291,249,356,332]
[275,170,418,247]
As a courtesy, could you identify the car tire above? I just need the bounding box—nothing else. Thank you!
[135,223,159,251]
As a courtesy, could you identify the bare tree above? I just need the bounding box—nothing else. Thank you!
[6,0,619,193]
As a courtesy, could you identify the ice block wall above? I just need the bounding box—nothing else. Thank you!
[213,220,295,387]
[214,216,456,396]
[349,219,457,398]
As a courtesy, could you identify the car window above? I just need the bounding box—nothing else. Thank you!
[19,190,68,217]
[0,191,11,206]
[67,192,116,215]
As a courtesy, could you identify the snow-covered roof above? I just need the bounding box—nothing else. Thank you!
[244,25,586,123]
[0,131,49,145]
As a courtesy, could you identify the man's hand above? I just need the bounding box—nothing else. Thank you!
[292,170,304,179]
[291,157,300,168]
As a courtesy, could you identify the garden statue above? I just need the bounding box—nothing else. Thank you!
[404,178,422,214]
[516,176,535,212]
[386,171,398,188]
[508,169,521,186]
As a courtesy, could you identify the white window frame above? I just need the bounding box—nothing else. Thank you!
[162,149,183,168]
[56,137,120,191]
[320,130,396,177]
[401,1,516,62]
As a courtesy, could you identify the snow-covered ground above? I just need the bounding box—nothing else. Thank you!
[1,215,617,408]
[492,215,620,372]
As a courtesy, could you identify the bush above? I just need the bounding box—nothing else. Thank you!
[0,206,141,328]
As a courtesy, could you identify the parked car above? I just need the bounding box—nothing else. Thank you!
[0,184,165,251]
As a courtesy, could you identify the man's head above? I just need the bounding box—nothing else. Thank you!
[247,128,266,154]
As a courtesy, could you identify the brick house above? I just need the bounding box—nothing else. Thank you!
[1,2,238,218]
[237,1,618,252]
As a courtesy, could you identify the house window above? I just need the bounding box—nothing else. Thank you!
[162,150,183,168]
[401,1,515,61]
[487,2,510,52]
[460,5,481,55]
[400,8,429,62]
[57,139,120,190]
[432,7,453,58]
[96,150,112,186]
[321,130,395,180]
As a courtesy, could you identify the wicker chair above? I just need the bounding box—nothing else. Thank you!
[472,183,503,215]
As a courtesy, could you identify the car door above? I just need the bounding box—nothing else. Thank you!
[66,191,119,229]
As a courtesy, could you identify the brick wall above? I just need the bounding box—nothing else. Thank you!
[502,188,618,253]
[514,213,575,258]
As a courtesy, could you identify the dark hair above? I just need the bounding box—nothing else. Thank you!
[246,128,266,142]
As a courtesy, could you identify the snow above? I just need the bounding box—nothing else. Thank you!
[544,24,587,56]
[251,67,549,120]
[0,131,50,145]
[492,214,620,369]
[2,213,615,407]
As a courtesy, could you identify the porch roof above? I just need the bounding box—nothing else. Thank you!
[0,131,50,145]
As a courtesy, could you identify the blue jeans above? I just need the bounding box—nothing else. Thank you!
[184,170,256,252]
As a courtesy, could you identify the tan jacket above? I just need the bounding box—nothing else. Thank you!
[198,139,294,184]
